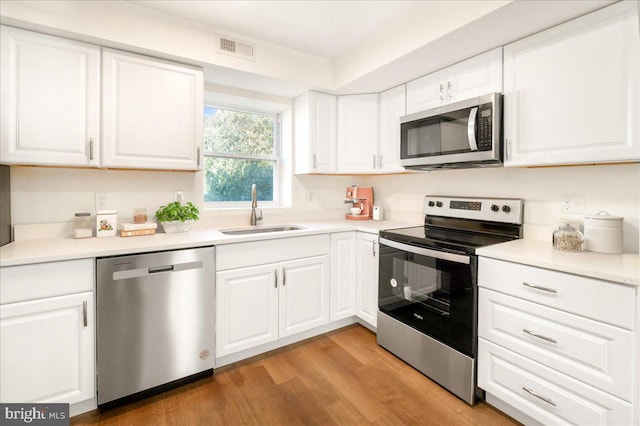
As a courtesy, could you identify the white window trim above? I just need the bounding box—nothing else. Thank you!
[203,105,282,209]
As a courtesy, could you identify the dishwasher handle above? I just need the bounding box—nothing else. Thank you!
[149,265,174,274]
[112,260,204,281]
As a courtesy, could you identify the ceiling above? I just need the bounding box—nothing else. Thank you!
[126,0,615,97]
[130,0,418,59]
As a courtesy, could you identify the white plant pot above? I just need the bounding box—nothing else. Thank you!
[160,220,193,233]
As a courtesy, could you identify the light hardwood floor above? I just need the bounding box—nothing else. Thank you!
[72,324,519,425]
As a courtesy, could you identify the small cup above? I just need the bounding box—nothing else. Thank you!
[350,207,362,215]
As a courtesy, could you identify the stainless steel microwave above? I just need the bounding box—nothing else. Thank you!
[400,93,502,170]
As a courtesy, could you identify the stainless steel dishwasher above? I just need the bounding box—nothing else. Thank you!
[96,246,215,407]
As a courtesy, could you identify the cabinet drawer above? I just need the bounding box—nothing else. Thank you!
[216,234,330,271]
[1,259,94,304]
[478,339,633,426]
[478,258,635,329]
[479,289,633,401]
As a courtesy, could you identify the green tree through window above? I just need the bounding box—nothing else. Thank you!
[204,107,278,203]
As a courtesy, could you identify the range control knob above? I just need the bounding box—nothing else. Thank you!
[490,204,500,212]
[436,201,443,207]
[502,205,511,213]
[428,201,435,207]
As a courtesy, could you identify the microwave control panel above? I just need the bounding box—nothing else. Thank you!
[477,103,493,151]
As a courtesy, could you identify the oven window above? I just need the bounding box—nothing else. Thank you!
[401,108,475,159]
[378,243,477,356]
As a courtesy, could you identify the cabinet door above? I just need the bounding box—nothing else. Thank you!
[279,255,330,338]
[356,233,379,328]
[378,85,406,173]
[337,94,379,173]
[406,70,446,114]
[102,49,203,170]
[310,92,338,173]
[0,292,94,404]
[503,1,640,166]
[445,47,502,103]
[330,232,357,321]
[0,26,100,167]
[216,264,279,357]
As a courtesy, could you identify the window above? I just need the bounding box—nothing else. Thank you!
[203,106,280,205]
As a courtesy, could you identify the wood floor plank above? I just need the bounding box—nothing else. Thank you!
[72,324,520,426]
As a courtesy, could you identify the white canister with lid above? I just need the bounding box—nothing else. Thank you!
[97,210,118,238]
[584,211,623,253]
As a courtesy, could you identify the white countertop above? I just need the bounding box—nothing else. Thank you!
[0,219,413,267]
[477,239,640,286]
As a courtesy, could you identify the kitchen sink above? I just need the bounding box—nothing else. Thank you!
[219,225,304,235]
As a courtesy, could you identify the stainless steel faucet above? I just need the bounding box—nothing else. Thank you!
[250,184,263,226]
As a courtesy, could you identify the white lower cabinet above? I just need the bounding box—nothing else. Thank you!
[215,235,331,358]
[330,232,357,321]
[0,292,95,405]
[478,257,637,426]
[0,259,95,411]
[216,264,279,356]
[278,256,330,338]
[356,232,379,328]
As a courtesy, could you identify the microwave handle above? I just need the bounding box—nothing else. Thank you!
[467,107,478,151]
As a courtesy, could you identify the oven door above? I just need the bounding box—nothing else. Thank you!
[378,238,477,357]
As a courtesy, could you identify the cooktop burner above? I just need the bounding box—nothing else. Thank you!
[380,195,524,255]
[380,225,518,255]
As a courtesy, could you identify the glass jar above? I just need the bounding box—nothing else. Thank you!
[553,224,584,252]
[74,212,93,239]
[133,208,148,224]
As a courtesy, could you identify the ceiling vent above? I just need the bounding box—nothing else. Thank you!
[216,34,256,61]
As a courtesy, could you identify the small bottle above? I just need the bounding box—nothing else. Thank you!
[74,212,92,239]
[553,223,584,252]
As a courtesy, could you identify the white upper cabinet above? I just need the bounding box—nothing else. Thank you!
[337,94,379,173]
[0,26,100,167]
[102,49,203,170]
[377,85,406,173]
[503,1,640,167]
[294,91,337,174]
[406,47,502,114]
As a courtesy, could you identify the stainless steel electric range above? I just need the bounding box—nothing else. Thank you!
[377,195,523,405]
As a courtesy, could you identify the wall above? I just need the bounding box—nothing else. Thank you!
[367,163,640,253]
[10,163,639,253]
[8,166,360,233]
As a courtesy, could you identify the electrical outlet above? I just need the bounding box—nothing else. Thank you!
[305,191,313,203]
[560,195,585,214]
[95,192,108,209]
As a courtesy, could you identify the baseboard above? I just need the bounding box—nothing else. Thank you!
[215,317,358,368]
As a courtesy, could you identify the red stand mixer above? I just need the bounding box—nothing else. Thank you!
[345,185,373,220]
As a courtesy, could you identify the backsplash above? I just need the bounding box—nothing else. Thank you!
[367,163,640,253]
[8,163,639,253]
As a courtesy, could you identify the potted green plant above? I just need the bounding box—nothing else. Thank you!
[155,201,200,233]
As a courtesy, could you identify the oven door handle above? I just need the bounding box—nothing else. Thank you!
[379,238,470,265]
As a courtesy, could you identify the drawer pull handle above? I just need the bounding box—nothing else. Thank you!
[522,386,557,407]
[523,282,557,294]
[83,301,88,327]
[523,329,557,344]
